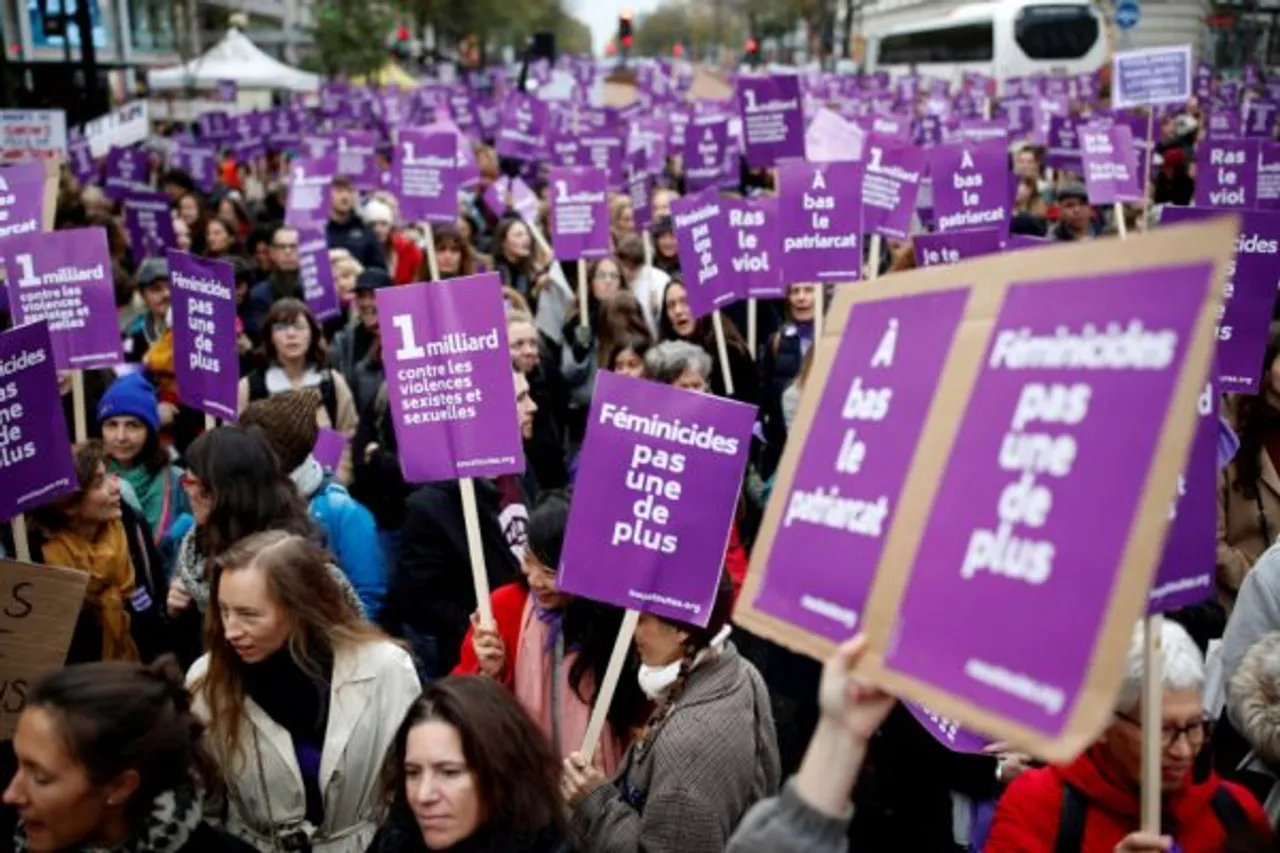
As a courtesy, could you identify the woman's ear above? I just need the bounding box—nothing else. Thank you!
[103,768,140,810]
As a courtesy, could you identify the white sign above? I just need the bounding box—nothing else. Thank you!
[83,102,150,159]
[0,111,68,164]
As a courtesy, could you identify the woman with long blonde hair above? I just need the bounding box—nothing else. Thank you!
[187,530,420,853]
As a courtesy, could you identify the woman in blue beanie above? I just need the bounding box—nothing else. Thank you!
[97,372,190,554]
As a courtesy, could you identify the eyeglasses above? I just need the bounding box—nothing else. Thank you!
[1114,712,1211,750]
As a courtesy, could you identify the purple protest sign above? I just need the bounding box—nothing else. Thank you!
[737,74,805,169]
[683,115,729,193]
[1080,122,1144,205]
[376,272,524,482]
[313,427,347,472]
[928,139,1010,233]
[0,322,76,520]
[169,251,238,421]
[494,92,549,164]
[908,704,992,754]
[913,228,1002,267]
[806,108,865,163]
[67,137,95,184]
[745,288,970,640]
[1259,142,1280,211]
[776,159,863,284]
[1244,98,1279,139]
[396,129,459,225]
[549,167,611,261]
[103,147,149,200]
[285,155,336,229]
[1112,45,1193,109]
[123,191,176,259]
[862,135,926,241]
[296,226,339,322]
[884,262,1214,736]
[1195,138,1259,209]
[1163,206,1280,393]
[580,131,626,188]
[0,162,45,240]
[557,371,754,625]
[216,79,237,103]
[1148,378,1217,614]
[671,189,738,317]
[3,228,121,370]
[334,130,379,191]
[723,197,782,300]
[170,143,217,193]
[482,177,539,225]
[1045,116,1082,171]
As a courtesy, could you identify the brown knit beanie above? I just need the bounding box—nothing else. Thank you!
[240,389,321,474]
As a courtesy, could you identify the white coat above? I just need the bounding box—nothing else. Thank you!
[187,640,420,853]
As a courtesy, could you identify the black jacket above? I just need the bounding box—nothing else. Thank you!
[382,479,520,675]
[327,214,387,272]
[31,502,171,665]
[366,813,572,853]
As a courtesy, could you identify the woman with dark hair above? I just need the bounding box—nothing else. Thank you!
[369,676,571,853]
[658,280,758,405]
[649,216,680,277]
[493,218,550,309]
[1220,337,1280,610]
[3,657,255,853]
[562,573,781,851]
[238,298,359,480]
[188,531,418,853]
[215,193,253,241]
[176,192,209,257]
[607,336,651,379]
[419,221,478,280]
[454,492,644,774]
[204,216,244,261]
[29,440,169,665]
[165,427,363,664]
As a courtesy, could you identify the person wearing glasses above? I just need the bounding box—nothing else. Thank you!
[984,619,1269,853]
[244,225,304,342]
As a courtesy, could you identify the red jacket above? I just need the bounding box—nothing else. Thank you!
[389,233,424,286]
[452,582,527,687]
[984,745,1270,853]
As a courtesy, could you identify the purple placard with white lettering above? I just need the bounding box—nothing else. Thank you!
[123,191,176,258]
[0,162,45,241]
[683,115,729,193]
[913,228,1002,267]
[1045,116,1082,171]
[1244,99,1279,139]
[334,130,379,191]
[216,79,237,103]
[1148,378,1217,614]
[169,250,238,421]
[1162,206,1280,394]
[884,263,1213,735]
[375,272,523,482]
[3,228,121,369]
[776,158,863,284]
[580,131,625,188]
[1080,122,1143,205]
[723,197,782,300]
[737,74,805,169]
[495,91,549,163]
[103,146,149,200]
[908,704,992,754]
[313,427,347,472]
[928,139,1010,233]
[297,226,339,322]
[549,167,610,261]
[862,135,926,240]
[67,137,95,184]
[170,143,217,193]
[285,155,336,229]
[671,189,739,317]
[396,129,459,225]
[0,322,76,520]
[482,177,539,225]
[748,288,969,640]
[1259,142,1280,211]
[1112,45,1193,109]
[557,371,754,626]
[1195,138,1259,209]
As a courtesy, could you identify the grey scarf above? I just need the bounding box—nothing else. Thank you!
[14,785,202,853]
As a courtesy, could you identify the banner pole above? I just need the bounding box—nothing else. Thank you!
[1141,107,1155,229]
[1114,202,1128,240]
[643,229,654,269]
[12,514,30,563]
[71,371,87,444]
[424,222,441,282]
[813,283,825,352]
[1141,613,1164,833]
[459,477,494,626]
[868,235,882,281]
[747,298,757,360]
[581,608,641,763]
[204,414,216,432]
[711,309,736,398]
[577,261,589,327]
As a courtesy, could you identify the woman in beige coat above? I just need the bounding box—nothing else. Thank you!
[188,530,420,853]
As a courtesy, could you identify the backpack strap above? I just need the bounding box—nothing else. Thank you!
[318,373,340,428]
[1210,784,1251,835]
[1054,783,1088,853]
[247,369,268,402]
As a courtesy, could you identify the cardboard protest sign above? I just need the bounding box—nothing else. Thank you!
[297,226,340,322]
[396,129,460,225]
[683,115,730,193]
[123,191,177,259]
[0,323,76,521]
[1112,46,1193,109]
[494,92,549,163]
[1195,138,1258,209]
[0,111,67,163]
[1161,206,1280,393]
[169,251,238,421]
[334,130,380,191]
[313,427,347,472]
[909,704,992,754]
[1259,143,1280,211]
[0,163,46,240]
[862,134,926,241]
[549,167,611,260]
[84,102,149,159]
[805,108,865,163]
[3,228,121,370]
[1080,122,1144,205]
[103,147,150,200]
[914,229,1002,267]
[376,272,524,482]
[776,159,863,284]
[736,216,1235,760]
[284,155,335,229]
[928,139,1010,233]
[670,189,739,318]
[557,372,754,625]
[737,74,805,169]
[0,559,90,737]
[722,197,783,300]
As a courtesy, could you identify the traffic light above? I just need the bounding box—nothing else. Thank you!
[619,9,633,56]
[672,43,684,58]
[745,37,760,65]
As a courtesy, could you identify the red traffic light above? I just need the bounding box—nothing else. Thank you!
[745,38,759,53]
[672,43,684,58]
[396,24,410,41]
[605,41,618,56]
[622,35,633,48]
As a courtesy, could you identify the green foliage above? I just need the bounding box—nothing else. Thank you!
[309,0,398,77]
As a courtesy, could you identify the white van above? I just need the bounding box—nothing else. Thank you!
[867,0,1110,89]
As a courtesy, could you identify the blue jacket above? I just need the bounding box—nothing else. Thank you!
[309,478,387,619]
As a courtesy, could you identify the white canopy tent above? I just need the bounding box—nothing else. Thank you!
[147,29,320,93]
